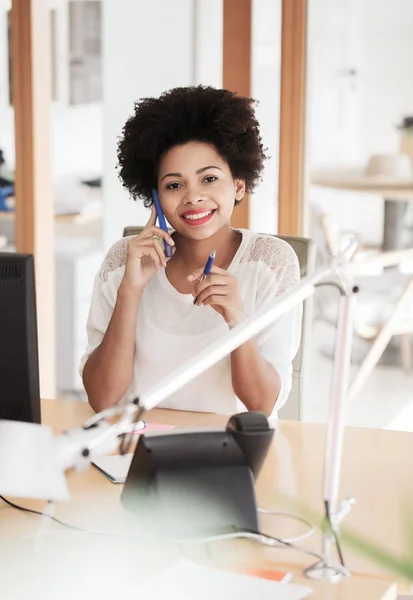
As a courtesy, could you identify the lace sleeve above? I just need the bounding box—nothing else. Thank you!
[98,238,129,282]
[241,234,302,415]
[79,237,131,377]
[240,235,300,295]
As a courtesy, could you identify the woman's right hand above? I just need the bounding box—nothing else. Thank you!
[121,206,175,292]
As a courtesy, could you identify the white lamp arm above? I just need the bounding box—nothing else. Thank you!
[55,407,139,473]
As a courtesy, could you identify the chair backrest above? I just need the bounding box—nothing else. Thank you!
[275,235,316,420]
[123,227,316,421]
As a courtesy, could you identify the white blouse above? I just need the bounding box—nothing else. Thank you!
[79,229,302,417]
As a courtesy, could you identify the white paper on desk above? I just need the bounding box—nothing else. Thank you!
[140,560,313,600]
[92,453,133,483]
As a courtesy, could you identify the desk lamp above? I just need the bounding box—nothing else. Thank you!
[0,240,357,582]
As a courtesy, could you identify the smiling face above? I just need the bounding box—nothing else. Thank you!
[157,141,245,240]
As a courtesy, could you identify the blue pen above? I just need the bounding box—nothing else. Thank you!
[193,250,216,305]
[152,189,173,258]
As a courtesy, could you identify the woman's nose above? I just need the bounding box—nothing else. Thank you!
[182,186,204,205]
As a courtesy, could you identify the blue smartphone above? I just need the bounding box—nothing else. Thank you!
[152,189,173,258]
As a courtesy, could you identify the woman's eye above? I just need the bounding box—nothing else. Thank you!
[204,176,217,183]
[166,182,182,190]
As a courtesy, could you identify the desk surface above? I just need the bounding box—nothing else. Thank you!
[2,399,411,599]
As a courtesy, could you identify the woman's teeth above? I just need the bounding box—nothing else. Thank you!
[183,210,213,221]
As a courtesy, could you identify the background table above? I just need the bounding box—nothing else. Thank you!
[311,170,413,251]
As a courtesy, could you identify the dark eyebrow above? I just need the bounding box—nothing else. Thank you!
[196,165,223,175]
[160,165,223,182]
[160,172,181,182]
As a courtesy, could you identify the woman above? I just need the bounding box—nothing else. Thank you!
[80,85,302,416]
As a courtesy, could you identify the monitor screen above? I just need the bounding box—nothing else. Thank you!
[0,253,41,423]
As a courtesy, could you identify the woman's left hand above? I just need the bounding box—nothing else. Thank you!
[188,266,246,327]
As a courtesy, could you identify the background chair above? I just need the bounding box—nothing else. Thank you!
[123,226,316,421]
[275,235,316,420]
[310,207,413,401]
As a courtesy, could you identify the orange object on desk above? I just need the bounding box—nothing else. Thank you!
[224,565,291,583]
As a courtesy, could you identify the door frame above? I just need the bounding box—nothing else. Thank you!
[278,0,307,236]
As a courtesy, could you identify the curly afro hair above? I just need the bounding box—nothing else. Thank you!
[117,85,267,207]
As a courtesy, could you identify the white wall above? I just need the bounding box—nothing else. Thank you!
[0,0,102,179]
[0,104,102,175]
[51,103,102,177]
[0,0,10,110]
[307,0,413,246]
[358,0,413,156]
[101,0,195,248]
[0,1,12,167]
[193,0,223,88]
[250,0,282,235]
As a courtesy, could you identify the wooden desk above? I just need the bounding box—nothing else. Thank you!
[1,400,410,599]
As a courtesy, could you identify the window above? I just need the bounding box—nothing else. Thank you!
[69,1,102,105]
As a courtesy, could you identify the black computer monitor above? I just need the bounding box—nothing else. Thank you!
[0,252,41,423]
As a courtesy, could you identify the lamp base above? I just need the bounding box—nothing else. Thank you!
[304,560,349,583]
[304,498,354,583]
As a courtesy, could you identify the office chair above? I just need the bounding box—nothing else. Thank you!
[123,226,316,420]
